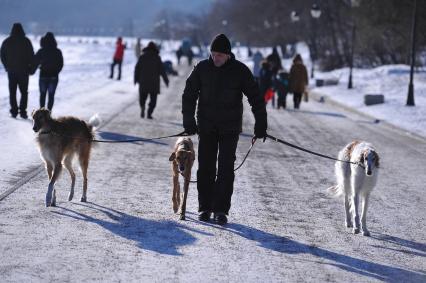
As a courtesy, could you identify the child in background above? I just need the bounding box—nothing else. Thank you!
[275,71,290,109]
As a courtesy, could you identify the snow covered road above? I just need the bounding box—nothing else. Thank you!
[1,58,425,282]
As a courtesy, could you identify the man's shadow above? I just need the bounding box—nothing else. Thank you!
[225,223,426,282]
[52,202,212,256]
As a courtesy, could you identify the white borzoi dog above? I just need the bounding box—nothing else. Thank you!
[329,141,380,236]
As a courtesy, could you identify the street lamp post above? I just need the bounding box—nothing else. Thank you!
[310,4,321,79]
[348,0,361,89]
[406,0,418,106]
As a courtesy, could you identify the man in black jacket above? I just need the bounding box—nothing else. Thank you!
[182,34,267,225]
[134,41,169,119]
[0,23,34,119]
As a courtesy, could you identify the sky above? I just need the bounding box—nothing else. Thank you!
[0,0,212,36]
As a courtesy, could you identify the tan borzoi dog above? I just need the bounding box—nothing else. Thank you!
[32,108,95,207]
[329,141,380,236]
[169,137,195,220]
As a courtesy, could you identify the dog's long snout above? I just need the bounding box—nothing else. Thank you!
[366,166,372,176]
[32,125,40,132]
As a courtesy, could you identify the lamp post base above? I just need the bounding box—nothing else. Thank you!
[406,83,415,106]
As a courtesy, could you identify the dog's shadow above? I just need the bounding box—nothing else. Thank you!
[370,233,426,257]
[52,202,212,256]
[224,223,426,282]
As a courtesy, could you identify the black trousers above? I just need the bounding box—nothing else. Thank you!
[197,131,239,215]
[110,59,122,80]
[293,92,303,109]
[8,73,29,115]
[139,90,158,116]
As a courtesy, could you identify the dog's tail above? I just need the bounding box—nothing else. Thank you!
[327,184,343,197]
[88,113,102,129]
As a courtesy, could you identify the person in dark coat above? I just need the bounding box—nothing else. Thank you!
[182,33,267,225]
[289,54,308,109]
[258,60,273,103]
[32,32,64,111]
[134,41,169,119]
[0,23,34,118]
[266,47,283,108]
[110,37,125,80]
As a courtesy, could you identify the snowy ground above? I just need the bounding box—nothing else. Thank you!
[0,36,425,282]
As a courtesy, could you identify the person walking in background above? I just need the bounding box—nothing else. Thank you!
[258,60,273,105]
[182,33,267,225]
[252,50,263,83]
[0,23,34,119]
[134,37,142,59]
[134,41,169,119]
[266,46,283,108]
[32,32,63,111]
[275,71,290,109]
[109,37,125,80]
[289,54,308,109]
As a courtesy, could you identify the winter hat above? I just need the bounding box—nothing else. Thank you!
[210,33,231,54]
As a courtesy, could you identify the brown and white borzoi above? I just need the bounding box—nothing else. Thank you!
[169,137,195,220]
[329,141,380,236]
[32,108,95,207]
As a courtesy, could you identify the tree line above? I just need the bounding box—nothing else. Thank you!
[153,0,426,70]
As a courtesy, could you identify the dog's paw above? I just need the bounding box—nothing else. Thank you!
[45,196,52,207]
[345,221,353,228]
[80,196,87,202]
[352,227,360,234]
[68,193,74,201]
[179,214,186,221]
[362,230,370,236]
[173,204,179,214]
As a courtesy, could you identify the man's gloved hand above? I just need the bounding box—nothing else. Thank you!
[254,122,267,140]
[184,119,198,135]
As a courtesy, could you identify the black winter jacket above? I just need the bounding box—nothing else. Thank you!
[33,36,63,78]
[182,54,267,134]
[134,45,169,94]
[0,25,34,75]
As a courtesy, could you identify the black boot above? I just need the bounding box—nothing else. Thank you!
[198,211,211,222]
[213,213,228,226]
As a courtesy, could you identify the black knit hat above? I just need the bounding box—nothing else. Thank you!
[210,33,231,54]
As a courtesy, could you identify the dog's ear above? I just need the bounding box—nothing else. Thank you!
[374,151,380,167]
[186,150,195,161]
[169,152,176,161]
[31,109,36,117]
[359,153,365,164]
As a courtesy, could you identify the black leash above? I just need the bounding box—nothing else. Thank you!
[92,131,189,143]
[266,133,363,167]
[40,130,189,143]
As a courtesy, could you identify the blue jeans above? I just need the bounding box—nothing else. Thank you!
[39,77,58,111]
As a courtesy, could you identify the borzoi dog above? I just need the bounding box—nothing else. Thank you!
[169,137,195,220]
[329,141,380,236]
[32,108,95,207]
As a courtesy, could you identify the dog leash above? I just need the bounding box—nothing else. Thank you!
[39,130,190,143]
[266,134,364,167]
[92,131,189,143]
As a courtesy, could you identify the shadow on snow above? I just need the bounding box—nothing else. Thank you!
[225,222,426,282]
[52,202,211,256]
